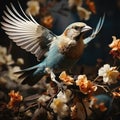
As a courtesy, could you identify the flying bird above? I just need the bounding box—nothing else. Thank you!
[1,3,105,85]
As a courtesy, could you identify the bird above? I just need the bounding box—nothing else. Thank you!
[1,3,105,85]
[89,94,112,119]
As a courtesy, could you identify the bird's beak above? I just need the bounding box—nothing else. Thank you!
[81,25,92,33]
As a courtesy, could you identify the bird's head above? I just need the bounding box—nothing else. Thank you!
[64,22,92,41]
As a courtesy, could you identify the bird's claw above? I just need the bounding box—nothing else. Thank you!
[50,71,66,91]
[45,67,65,91]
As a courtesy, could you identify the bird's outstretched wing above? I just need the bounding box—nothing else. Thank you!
[83,14,105,45]
[1,3,56,61]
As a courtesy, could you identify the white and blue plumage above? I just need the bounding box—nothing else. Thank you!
[1,3,105,85]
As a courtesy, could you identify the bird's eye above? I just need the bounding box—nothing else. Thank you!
[74,26,80,30]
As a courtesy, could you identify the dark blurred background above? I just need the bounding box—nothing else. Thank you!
[0,0,120,67]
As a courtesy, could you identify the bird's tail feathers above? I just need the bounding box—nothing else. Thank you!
[14,64,40,74]
[15,64,44,85]
[20,70,45,85]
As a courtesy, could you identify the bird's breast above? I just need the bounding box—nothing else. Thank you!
[65,40,84,59]
[58,35,85,59]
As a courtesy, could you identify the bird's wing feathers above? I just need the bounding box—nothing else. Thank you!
[83,14,105,45]
[1,3,56,61]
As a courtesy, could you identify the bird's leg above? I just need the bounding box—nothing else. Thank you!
[50,70,59,85]
[51,71,67,92]
[45,68,66,91]
[45,67,58,84]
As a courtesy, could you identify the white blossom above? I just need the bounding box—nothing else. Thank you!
[8,66,21,81]
[17,58,24,65]
[68,0,83,8]
[38,94,50,103]
[77,6,91,20]
[50,98,69,117]
[5,54,14,65]
[0,46,14,65]
[26,0,40,16]
[57,89,72,103]
[50,90,72,117]
[98,64,119,84]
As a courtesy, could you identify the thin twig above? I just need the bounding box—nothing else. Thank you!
[96,84,109,92]
[111,86,120,92]
[47,89,61,108]
[24,103,38,112]
[81,99,88,120]
[93,76,100,82]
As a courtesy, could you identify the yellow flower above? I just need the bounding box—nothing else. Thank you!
[109,36,120,51]
[59,71,74,85]
[113,92,120,97]
[8,90,23,110]
[109,36,120,59]
[76,75,97,94]
[26,0,40,16]
[41,15,54,29]
[86,0,96,14]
